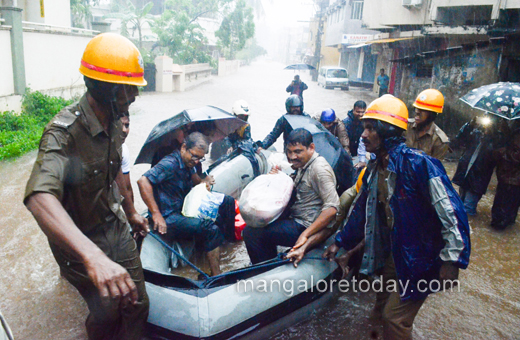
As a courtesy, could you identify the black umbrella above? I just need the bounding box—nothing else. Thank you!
[283,115,354,193]
[284,63,316,70]
[135,106,247,164]
[460,82,520,120]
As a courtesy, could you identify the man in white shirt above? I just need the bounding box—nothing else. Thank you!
[120,115,134,202]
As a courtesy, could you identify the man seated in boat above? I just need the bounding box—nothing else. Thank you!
[138,132,235,276]
[243,128,340,266]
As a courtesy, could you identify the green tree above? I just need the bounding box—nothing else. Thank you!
[150,0,232,64]
[215,0,255,59]
[105,0,154,49]
[71,0,100,28]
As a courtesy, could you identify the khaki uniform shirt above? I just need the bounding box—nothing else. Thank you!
[24,94,126,236]
[376,163,393,229]
[405,121,449,160]
[290,152,340,228]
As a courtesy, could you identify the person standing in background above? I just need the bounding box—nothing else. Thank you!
[343,100,367,168]
[451,116,501,216]
[405,89,450,160]
[119,115,134,203]
[315,108,350,153]
[286,75,308,99]
[491,120,520,230]
[376,69,390,97]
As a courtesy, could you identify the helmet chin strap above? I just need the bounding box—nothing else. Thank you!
[108,84,125,122]
[84,76,125,122]
[109,101,125,121]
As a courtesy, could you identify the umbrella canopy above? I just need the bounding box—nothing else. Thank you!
[284,63,316,70]
[460,82,520,120]
[283,114,354,193]
[135,106,247,164]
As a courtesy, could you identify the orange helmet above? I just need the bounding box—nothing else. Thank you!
[79,33,146,86]
[362,95,409,130]
[413,89,444,114]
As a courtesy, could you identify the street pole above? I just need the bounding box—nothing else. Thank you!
[311,0,327,81]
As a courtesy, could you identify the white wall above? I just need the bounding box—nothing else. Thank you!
[23,0,45,24]
[23,31,90,92]
[0,29,15,97]
[23,0,71,27]
[363,0,432,29]
[44,0,71,27]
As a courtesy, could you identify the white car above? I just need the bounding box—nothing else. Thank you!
[318,66,349,90]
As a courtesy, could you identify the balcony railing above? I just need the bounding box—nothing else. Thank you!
[21,21,99,35]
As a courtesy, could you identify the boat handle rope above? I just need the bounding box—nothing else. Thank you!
[148,232,331,283]
[206,254,331,283]
[148,231,211,280]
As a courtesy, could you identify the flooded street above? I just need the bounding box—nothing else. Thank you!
[1,60,519,339]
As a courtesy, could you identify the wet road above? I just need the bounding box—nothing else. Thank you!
[1,60,519,339]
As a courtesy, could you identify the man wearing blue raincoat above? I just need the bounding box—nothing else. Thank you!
[324,95,471,340]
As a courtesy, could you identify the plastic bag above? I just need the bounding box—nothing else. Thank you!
[267,152,293,174]
[239,172,294,228]
[182,183,225,221]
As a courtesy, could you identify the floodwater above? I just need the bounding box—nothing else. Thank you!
[0,60,519,339]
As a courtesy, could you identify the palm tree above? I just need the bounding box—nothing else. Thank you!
[105,0,154,49]
[71,0,100,28]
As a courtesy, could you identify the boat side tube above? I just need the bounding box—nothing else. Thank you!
[144,237,347,340]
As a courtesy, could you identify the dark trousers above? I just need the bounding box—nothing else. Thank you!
[164,214,224,252]
[216,194,237,242]
[163,195,235,251]
[459,187,483,216]
[379,88,388,97]
[53,219,149,340]
[491,182,520,229]
[243,218,306,264]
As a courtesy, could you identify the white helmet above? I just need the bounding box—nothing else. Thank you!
[232,100,250,116]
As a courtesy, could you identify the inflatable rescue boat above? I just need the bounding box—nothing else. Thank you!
[140,117,354,339]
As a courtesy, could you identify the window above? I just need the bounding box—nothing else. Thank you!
[327,69,348,78]
[436,5,492,26]
[351,1,363,20]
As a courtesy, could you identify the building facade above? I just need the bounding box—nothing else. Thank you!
[312,0,520,135]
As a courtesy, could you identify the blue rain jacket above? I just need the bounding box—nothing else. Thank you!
[335,142,471,300]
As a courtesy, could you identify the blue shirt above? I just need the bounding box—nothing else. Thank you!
[377,74,389,89]
[144,150,196,217]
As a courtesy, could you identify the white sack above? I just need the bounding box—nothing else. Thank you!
[239,172,294,228]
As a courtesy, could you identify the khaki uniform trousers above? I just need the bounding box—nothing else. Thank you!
[53,218,149,340]
[373,256,426,340]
